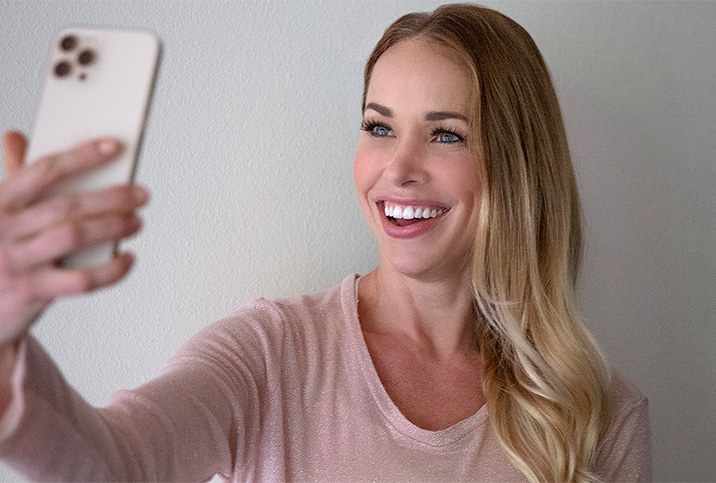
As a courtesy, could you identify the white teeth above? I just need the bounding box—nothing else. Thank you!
[382,203,446,220]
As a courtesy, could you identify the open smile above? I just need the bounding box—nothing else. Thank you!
[377,200,451,238]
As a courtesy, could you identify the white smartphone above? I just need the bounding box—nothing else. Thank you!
[26,27,161,269]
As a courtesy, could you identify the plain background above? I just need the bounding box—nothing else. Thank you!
[1,1,714,481]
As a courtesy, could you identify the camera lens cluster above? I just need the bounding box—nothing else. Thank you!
[53,34,97,78]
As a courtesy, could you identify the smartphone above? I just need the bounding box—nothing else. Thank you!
[26,27,161,269]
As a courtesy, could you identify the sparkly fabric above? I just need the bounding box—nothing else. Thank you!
[0,274,651,481]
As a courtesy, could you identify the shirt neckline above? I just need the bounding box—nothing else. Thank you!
[341,273,488,448]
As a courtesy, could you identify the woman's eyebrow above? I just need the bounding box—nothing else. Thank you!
[425,111,469,122]
[364,102,468,123]
[364,102,393,117]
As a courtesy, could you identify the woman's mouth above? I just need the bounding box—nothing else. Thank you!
[382,201,449,225]
[376,201,451,237]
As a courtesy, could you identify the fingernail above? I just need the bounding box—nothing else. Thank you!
[97,139,119,155]
[132,186,149,203]
[127,215,142,232]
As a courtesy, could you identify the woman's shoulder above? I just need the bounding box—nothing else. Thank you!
[232,273,357,330]
[604,370,650,442]
[161,275,358,382]
[607,370,648,413]
[171,274,358,361]
[596,370,652,481]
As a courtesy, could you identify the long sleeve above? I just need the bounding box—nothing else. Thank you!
[0,331,248,481]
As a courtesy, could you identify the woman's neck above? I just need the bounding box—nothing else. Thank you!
[358,266,478,360]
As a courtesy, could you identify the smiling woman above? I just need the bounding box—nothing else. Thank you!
[354,7,650,481]
[0,3,650,482]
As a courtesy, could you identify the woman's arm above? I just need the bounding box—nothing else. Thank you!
[0,132,282,481]
[0,296,288,481]
[0,334,240,481]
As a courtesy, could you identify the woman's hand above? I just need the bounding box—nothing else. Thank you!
[0,131,149,346]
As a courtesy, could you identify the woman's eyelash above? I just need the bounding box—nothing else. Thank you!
[361,120,389,133]
[360,120,465,143]
[431,128,465,143]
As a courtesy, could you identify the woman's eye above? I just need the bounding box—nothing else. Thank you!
[362,122,392,138]
[372,125,390,137]
[433,130,464,144]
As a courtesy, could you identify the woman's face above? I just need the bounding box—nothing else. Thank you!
[354,39,482,281]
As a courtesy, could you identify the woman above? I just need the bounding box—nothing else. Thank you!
[0,4,650,482]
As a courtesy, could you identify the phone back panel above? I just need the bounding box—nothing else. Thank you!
[26,27,160,268]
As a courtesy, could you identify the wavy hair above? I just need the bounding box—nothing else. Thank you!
[362,5,612,482]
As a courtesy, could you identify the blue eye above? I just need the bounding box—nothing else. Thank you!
[361,121,392,138]
[432,129,464,144]
[373,125,390,137]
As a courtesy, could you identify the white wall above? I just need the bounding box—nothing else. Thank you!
[1,1,714,481]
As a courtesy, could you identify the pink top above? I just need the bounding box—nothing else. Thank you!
[0,274,651,481]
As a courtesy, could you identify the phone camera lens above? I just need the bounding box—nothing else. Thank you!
[77,49,95,66]
[60,35,77,51]
[54,61,72,77]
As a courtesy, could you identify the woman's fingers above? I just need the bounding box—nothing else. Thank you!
[2,131,27,177]
[0,137,121,213]
[0,253,134,344]
[2,184,149,243]
[1,213,141,275]
[0,132,141,346]
[28,252,135,299]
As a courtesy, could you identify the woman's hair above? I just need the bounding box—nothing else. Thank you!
[362,5,611,482]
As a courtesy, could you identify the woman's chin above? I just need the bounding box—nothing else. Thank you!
[380,250,469,283]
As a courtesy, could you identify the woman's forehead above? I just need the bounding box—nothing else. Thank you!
[366,40,473,117]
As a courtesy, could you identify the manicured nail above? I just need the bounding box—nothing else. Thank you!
[97,139,119,155]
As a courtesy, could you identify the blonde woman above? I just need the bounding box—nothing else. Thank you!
[0,4,650,482]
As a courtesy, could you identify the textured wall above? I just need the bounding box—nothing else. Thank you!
[0,1,714,481]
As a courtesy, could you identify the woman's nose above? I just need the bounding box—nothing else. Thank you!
[382,138,428,186]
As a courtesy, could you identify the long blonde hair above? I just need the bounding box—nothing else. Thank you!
[362,5,611,482]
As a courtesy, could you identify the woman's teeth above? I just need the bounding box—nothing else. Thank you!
[383,203,444,219]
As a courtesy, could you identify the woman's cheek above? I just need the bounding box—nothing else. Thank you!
[353,144,381,191]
